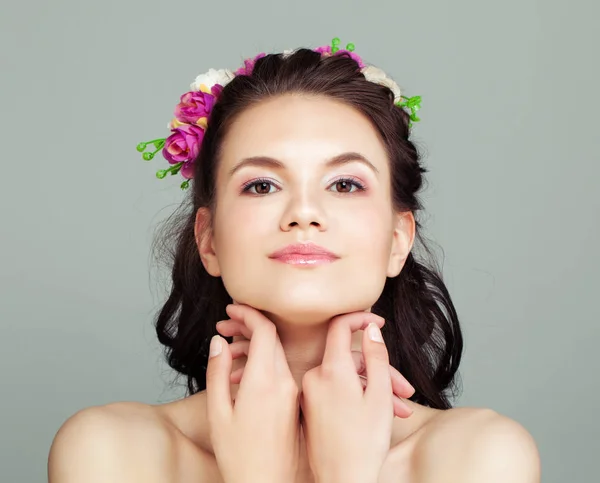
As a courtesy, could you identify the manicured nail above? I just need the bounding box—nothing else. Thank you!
[368,322,383,343]
[209,335,222,357]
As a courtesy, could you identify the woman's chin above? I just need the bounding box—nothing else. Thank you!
[244,298,373,327]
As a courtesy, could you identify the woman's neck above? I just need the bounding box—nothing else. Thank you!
[231,313,364,390]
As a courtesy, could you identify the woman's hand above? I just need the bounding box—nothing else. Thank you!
[225,326,415,419]
[300,312,404,483]
[352,347,415,419]
[205,303,302,483]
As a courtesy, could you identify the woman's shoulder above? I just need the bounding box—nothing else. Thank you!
[48,401,211,483]
[412,406,541,482]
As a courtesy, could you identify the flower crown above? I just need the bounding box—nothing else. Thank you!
[136,37,422,190]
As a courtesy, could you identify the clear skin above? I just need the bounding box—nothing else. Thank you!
[195,94,416,482]
[195,93,415,388]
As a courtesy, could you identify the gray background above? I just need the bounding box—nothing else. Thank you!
[1,0,598,481]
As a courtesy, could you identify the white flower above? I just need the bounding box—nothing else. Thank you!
[361,65,402,103]
[190,68,235,92]
[282,48,295,58]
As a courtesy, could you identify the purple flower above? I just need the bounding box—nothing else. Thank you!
[162,124,205,164]
[180,160,195,179]
[174,90,217,125]
[334,49,365,69]
[210,84,224,97]
[234,52,266,76]
[314,45,365,68]
[314,45,333,56]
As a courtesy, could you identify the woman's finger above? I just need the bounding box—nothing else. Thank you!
[393,396,414,418]
[216,319,252,340]
[225,304,289,378]
[225,305,276,378]
[229,340,250,385]
[358,376,413,418]
[361,323,392,401]
[216,314,285,384]
[351,350,365,374]
[389,366,416,399]
[352,350,415,399]
[322,312,385,370]
[229,339,250,360]
[205,335,234,422]
[230,366,244,385]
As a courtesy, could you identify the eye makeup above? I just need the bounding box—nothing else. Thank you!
[239,175,368,196]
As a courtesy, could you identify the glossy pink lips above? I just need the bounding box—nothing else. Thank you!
[268,242,339,266]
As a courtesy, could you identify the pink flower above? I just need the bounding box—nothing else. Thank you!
[314,45,365,68]
[180,160,195,179]
[334,49,365,69]
[210,84,224,97]
[234,52,266,75]
[174,89,218,125]
[314,45,333,56]
[162,124,205,164]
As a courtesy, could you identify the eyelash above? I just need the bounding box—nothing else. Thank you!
[240,176,368,196]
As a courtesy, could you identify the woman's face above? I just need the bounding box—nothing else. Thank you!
[196,94,414,325]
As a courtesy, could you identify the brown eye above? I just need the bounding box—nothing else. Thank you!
[329,177,366,194]
[241,179,279,195]
[335,180,352,193]
[255,182,271,194]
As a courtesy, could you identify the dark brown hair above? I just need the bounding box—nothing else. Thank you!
[152,48,463,409]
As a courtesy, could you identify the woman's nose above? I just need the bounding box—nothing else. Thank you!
[279,191,328,232]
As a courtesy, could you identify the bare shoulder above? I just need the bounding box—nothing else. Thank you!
[48,402,181,483]
[414,407,541,483]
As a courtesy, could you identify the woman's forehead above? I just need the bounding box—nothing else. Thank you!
[220,95,388,170]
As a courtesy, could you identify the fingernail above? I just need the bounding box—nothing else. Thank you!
[209,335,222,357]
[368,322,383,343]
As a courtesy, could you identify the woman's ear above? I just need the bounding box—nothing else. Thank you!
[386,211,415,278]
[194,207,221,277]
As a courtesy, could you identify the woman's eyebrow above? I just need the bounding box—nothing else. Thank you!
[228,151,379,177]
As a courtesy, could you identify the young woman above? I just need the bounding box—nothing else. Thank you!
[48,39,541,482]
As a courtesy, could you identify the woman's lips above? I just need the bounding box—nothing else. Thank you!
[268,242,340,266]
[270,253,338,265]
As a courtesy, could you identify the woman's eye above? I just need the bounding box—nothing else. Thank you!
[328,177,366,194]
[241,179,279,195]
[241,177,366,196]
